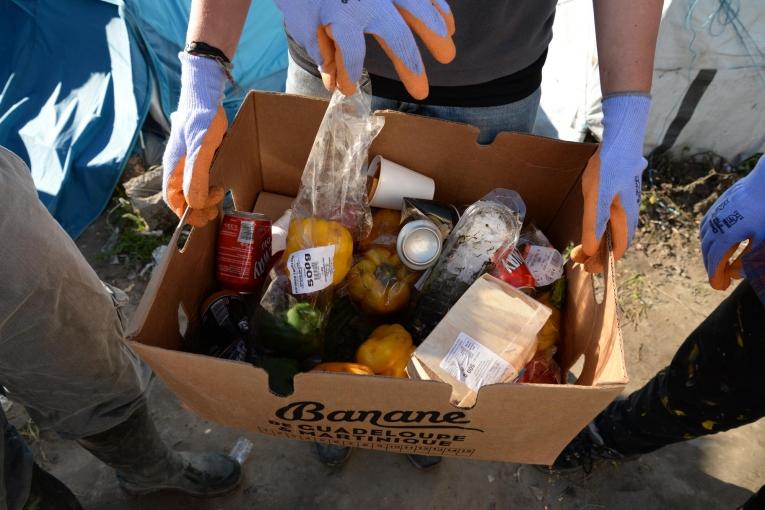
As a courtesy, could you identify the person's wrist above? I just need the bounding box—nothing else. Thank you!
[601,94,651,157]
[178,52,227,109]
[185,41,231,63]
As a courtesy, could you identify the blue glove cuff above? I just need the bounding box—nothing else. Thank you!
[601,94,651,157]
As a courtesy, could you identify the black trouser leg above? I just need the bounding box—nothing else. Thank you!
[1,409,34,510]
[596,281,765,456]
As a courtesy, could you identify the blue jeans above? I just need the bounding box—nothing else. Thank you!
[285,56,540,144]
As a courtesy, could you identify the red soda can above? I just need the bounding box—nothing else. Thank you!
[216,212,272,293]
[491,245,536,292]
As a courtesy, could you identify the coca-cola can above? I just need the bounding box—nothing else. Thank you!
[216,211,272,293]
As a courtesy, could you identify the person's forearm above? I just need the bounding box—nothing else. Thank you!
[187,0,252,59]
[593,0,662,95]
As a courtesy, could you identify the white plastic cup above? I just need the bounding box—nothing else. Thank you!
[367,155,435,210]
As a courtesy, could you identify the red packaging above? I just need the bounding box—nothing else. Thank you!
[216,212,272,293]
[520,349,562,384]
[491,245,536,291]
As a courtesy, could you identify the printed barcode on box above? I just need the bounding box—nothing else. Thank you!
[238,221,255,244]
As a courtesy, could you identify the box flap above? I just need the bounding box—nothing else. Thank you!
[247,91,596,232]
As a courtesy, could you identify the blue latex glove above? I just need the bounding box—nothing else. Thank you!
[274,0,456,99]
[700,155,765,290]
[162,53,227,227]
[573,94,651,272]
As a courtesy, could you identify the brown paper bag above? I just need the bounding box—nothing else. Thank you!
[413,274,551,407]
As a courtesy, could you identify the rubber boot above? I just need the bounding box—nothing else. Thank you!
[77,405,241,497]
[23,464,83,510]
[406,454,442,470]
[313,443,353,468]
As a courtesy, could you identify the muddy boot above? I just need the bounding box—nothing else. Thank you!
[77,405,241,497]
[549,422,634,473]
[23,463,83,510]
[313,443,352,468]
[406,454,442,470]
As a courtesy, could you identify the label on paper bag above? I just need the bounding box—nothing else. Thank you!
[440,332,511,393]
[287,245,335,294]
[524,246,564,286]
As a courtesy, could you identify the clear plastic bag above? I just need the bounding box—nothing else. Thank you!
[518,224,565,288]
[255,88,383,360]
[281,89,384,298]
[407,189,526,342]
[291,89,384,241]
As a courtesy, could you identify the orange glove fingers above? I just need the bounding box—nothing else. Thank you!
[710,244,749,291]
[324,25,363,97]
[608,196,629,263]
[166,157,188,219]
[184,106,227,209]
[397,6,456,64]
[580,147,602,257]
[317,27,338,92]
[431,0,456,36]
[371,34,429,100]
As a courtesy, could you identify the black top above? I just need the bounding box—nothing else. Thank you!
[288,37,546,107]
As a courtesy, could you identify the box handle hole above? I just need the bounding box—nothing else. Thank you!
[591,272,605,305]
[222,190,236,214]
[177,303,189,338]
[176,224,193,253]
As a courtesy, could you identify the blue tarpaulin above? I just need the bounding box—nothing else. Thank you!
[0,0,287,238]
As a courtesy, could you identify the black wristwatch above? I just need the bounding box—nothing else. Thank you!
[184,41,234,81]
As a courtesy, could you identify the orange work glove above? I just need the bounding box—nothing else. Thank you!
[572,94,651,273]
[161,53,227,228]
[275,0,456,99]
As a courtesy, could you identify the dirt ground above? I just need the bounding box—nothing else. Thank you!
[7,156,764,509]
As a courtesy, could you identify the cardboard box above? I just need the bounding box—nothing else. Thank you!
[128,92,627,465]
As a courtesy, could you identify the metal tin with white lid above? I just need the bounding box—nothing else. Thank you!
[396,219,443,271]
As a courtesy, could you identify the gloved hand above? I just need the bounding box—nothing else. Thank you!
[572,94,651,273]
[162,52,228,228]
[700,155,765,290]
[274,0,456,99]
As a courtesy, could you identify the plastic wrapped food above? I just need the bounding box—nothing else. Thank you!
[400,198,460,239]
[407,189,526,342]
[518,225,565,288]
[359,209,402,251]
[281,89,382,296]
[535,291,562,351]
[289,89,384,242]
[256,88,383,359]
[254,276,330,360]
[347,247,420,315]
[520,348,562,384]
[490,245,536,292]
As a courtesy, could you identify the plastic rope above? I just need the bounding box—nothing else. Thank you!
[684,0,765,86]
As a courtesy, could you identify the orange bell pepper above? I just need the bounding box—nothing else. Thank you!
[312,362,375,375]
[359,209,401,251]
[347,247,419,315]
[356,324,415,378]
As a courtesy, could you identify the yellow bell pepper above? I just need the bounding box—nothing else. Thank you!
[536,292,561,352]
[312,362,375,375]
[356,324,415,378]
[284,217,354,285]
[347,247,419,315]
[359,209,401,251]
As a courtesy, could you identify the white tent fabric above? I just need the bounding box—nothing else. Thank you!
[535,0,765,162]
